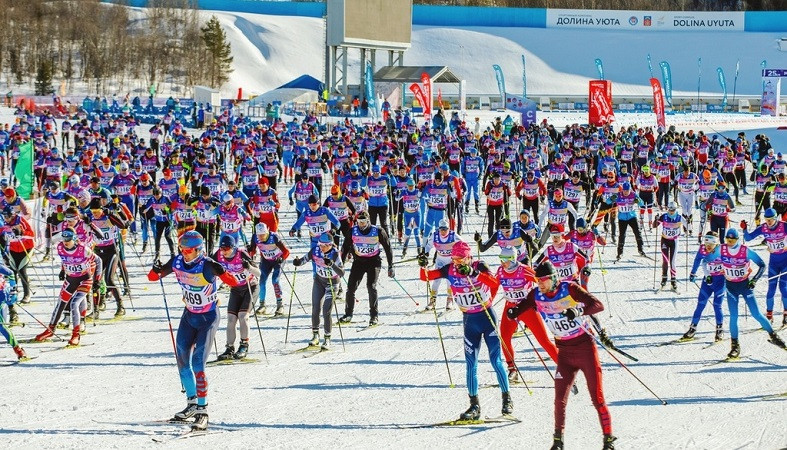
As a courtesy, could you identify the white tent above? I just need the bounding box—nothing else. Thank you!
[246,88,318,107]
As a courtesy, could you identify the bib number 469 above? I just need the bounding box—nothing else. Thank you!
[184,291,203,305]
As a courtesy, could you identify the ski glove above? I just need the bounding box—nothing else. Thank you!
[288,229,296,237]
[705,276,712,284]
[292,257,305,267]
[564,307,581,321]
[275,257,284,264]
[289,199,294,206]
[581,266,591,276]
[151,260,163,274]
[417,254,429,268]
[739,220,748,230]
[323,257,333,267]
[506,305,522,320]
[456,264,472,276]
[689,273,695,283]
[387,266,395,278]
[473,231,482,242]
[748,278,757,289]
[58,269,65,281]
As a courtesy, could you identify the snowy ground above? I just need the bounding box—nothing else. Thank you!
[2,110,787,449]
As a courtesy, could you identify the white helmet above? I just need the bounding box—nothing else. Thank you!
[255,222,269,235]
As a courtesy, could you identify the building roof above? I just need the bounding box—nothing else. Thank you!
[373,66,460,84]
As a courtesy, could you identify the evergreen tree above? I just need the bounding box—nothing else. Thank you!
[34,58,53,95]
[200,15,233,88]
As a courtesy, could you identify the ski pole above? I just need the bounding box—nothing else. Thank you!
[14,303,65,341]
[155,266,185,393]
[465,275,532,395]
[327,277,345,351]
[596,247,613,318]
[392,277,419,306]
[246,280,268,363]
[281,267,308,315]
[393,256,419,265]
[284,267,297,344]
[580,321,666,405]
[424,266,454,388]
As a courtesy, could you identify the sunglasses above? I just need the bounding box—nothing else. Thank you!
[499,255,516,262]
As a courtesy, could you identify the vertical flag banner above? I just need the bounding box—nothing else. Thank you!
[761,78,781,117]
[409,83,428,113]
[492,64,506,106]
[436,88,443,109]
[594,58,604,80]
[716,67,727,109]
[365,61,377,119]
[650,78,666,129]
[659,61,673,107]
[697,58,702,112]
[761,60,767,93]
[647,54,654,78]
[420,72,432,116]
[732,59,740,107]
[521,55,528,98]
[14,139,34,199]
[588,80,615,126]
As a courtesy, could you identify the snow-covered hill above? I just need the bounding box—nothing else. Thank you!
[198,8,785,99]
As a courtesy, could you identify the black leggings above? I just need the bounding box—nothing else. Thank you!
[153,220,175,257]
[9,250,30,299]
[95,245,122,305]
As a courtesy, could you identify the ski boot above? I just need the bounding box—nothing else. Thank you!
[459,395,481,421]
[68,325,81,346]
[13,345,27,360]
[35,325,55,342]
[114,305,126,319]
[783,312,787,328]
[766,310,773,323]
[550,432,564,450]
[58,311,71,329]
[401,246,407,258]
[274,302,285,317]
[174,397,198,421]
[445,297,455,311]
[727,339,740,359]
[338,314,353,324]
[660,279,667,290]
[671,279,678,291]
[507,366,519,383]
[475,203,479,214]
[714,324,724,342]
[235,339,249,359]
[98,296,106,312]
[321,335,331,350]
[255,305,267,316]
[336,284,343,297]
[217,345,235,361]
[141,241,148,253]
[638,249,647,257]
[42,248,51,261]
[8,305,19,324]
[768,332,786,349]
[309,331,320,347]
[603,434,618,449]
[425,295,436,310]
[369,316,379,326]
[501,392,513,415]
[20,295,30,305]
[680,325,696,341]
[191,405,208,431]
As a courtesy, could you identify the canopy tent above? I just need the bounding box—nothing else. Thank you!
[246,88,319,107]
[276,74,325,92]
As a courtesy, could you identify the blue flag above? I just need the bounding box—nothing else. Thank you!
[521,55,527,99]
[594,58,604,80]
[717,67,727,109]
[659,61,673,107]
[364,61,376,119]
[492,64,506,106]
[646,54,654,78]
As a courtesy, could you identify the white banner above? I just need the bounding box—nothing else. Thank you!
[546,9,744,31]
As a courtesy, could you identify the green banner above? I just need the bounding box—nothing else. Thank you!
[13,140,34,199]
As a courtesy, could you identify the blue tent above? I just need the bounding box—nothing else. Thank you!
[277,75,324,92]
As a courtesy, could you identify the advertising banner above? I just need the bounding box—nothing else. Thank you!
[588,80,615,126]
[546,9,744,31]
[420,72,432,116]
[505,94,537,127]
[650,78,666,128]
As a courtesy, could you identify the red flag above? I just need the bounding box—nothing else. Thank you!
[437,89,443,109]
[420,72,432,115]
[588,80,615,126]
[650,78,666,129]
[409,83,428,112]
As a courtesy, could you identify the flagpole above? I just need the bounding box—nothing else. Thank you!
[731,59,739,112]
[697,57,702,119]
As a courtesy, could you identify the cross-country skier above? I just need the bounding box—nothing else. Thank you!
[741,208,787,326]
[509,259,615,450]
[0,262,26,360]
[702,228,785,359]
[292,233,345,350]
[147,231,240,431]
[496,247,558,381]
[652,201,682,291]
[338,211,394,326]
[418,240,513,420]
[34,227,96,345]
[247,222,290,316]
[421,219,459,310]
[685,231,725,342]
[214,235,260,360]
